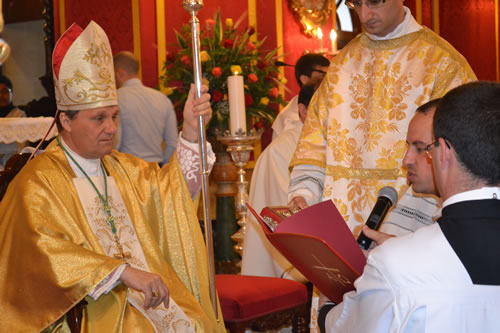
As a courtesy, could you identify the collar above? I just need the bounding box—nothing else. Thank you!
[443,187,500,208]
[366,6,422,40]
[60,136,103,177]
[121,78,142,88]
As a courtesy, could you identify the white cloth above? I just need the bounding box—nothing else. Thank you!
[443,187,500,208]
[0,108,27,169]
[242,118,306,281]
[117,78,178,164]
[380,185,440,237]
[325,223,500,332]
[272,96,300,140]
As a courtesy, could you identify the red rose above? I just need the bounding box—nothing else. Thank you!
[247,73,258,83]
[212,90,223,103]
[180,55,191,66]
[212,67,222,78]
[257,61,266,70]
[245,93,254,107]
[223,39,234,49]
[269,87,279,99]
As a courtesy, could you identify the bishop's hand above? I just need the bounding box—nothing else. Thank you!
[182,83,212,142]
[120,266,170,310]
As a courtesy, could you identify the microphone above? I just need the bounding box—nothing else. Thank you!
[357,186,398,250]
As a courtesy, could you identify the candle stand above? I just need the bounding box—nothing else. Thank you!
[217,130,260,260]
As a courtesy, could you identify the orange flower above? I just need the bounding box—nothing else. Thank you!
[212,67,222,78]
[180,55,191,66]
[247,73,258,83]
[269,87,279,99]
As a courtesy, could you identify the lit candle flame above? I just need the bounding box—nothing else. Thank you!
[317,27,323,39]
[330,29,338,54]
[330,29,337,42]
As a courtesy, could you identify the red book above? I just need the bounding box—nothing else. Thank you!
[246,201,366,303]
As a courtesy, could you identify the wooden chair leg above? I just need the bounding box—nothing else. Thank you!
[226,321,248,333]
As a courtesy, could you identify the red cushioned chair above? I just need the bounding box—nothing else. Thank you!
[216,274,309,333]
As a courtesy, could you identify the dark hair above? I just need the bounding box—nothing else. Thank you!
[0,75,13,91]
[298,83,318,108]
[434,81,500,185]
[416,98,441,114]
[294,54,330,87]
[55,110,80,132]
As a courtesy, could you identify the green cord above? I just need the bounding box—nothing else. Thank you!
[57,136,117,234]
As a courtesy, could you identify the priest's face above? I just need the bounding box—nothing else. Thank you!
[60,105,119,159]
[402,108,438,195]
[354,0,405,37]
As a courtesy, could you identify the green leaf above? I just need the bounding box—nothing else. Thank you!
[174,29,188,49]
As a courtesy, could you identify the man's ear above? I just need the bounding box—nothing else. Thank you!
[299,74,309,86]
[59,112,72,132]
[298,103,308,123]
[438,137,451,169]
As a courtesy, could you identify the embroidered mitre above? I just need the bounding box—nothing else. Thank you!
[52,21,117,111]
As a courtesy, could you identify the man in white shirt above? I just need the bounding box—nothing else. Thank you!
[321,81,500,333]
[114,51,178,165]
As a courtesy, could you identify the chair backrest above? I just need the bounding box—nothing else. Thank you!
[0,153,31,201]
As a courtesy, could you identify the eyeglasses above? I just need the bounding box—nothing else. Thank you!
[423,141,436,159]
[423,139,452,159]
[311,69,327,76]
[345,0,387,9]
[0,87,11,96]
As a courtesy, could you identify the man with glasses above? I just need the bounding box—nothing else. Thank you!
[320,81,500,333]
[370,98,442,239]
[288,0,476,239]
[272,53,330,139]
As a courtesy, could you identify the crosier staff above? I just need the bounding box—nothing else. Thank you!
[182,0,218,320]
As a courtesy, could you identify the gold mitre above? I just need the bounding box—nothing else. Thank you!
[52,21,117,111]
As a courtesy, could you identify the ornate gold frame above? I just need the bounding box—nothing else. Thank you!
[288,0,334,37]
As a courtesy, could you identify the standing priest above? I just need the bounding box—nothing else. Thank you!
[0,21,225,333]
[288,0,476,235]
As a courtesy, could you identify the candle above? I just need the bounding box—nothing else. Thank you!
[330,29,338,54]
[227,74,246,135]
[317,27,323,51]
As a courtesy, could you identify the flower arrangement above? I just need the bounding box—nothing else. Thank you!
[160,11,287,134]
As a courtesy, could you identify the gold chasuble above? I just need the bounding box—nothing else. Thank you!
[291,27,476,234]
[0,141,225,332]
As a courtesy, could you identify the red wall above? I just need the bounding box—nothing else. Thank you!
[58,0,134,56]
[440,0,496,80]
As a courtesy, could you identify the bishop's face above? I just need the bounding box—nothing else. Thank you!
[60,105,119,159]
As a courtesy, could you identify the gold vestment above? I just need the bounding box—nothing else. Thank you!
[0,140,224,332]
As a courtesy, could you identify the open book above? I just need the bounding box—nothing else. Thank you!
[247,201,366,303]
